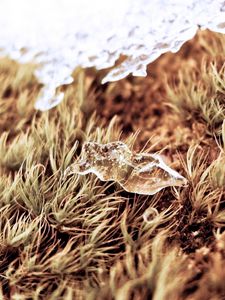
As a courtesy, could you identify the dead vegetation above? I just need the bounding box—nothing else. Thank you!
[0,30,225,299]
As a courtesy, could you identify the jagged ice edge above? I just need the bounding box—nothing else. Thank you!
[0,0,224,111]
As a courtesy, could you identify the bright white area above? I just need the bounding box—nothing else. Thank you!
[0,0,224,110]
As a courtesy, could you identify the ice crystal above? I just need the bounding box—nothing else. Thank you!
[0,0,224,110]
[143,207,159,224]
[65,141,188,195]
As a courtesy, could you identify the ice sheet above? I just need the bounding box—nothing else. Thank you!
[0,0,224,110]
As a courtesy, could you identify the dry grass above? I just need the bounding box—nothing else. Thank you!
[0,30,225,300]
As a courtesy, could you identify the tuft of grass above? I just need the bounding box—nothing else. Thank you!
[166,62,225,135]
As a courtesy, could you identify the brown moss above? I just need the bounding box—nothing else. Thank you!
[0,30,225,299]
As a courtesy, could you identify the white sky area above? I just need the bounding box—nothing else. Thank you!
[0,0,224,110]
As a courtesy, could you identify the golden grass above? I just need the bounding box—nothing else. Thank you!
[0,30,225,299]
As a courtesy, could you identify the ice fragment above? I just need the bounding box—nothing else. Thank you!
[65,141,188,195]
[143,207,159,224]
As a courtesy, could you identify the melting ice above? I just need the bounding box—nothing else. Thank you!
[0,0,224,110]
[64,141,188,195]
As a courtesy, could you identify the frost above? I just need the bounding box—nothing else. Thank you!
[64,141,188,195]
[0,0,224,110]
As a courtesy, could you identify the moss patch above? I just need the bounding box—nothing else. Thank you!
[0,30,225,300]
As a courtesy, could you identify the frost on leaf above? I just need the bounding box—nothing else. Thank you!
[0,0,224,110]
[65,141,188,195]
